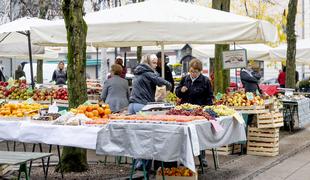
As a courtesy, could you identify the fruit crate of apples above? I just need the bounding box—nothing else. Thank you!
[156,167,197,180]
[215,92,269,114]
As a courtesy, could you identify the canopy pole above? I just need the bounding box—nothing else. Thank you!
[160,43,165,78]
[26,30,35,89]
[96,47,99,79]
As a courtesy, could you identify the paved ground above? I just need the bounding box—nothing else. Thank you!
[1,125,310,179]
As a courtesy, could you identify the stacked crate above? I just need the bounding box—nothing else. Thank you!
[247,100,283,157]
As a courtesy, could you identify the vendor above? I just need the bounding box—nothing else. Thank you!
[155,52,175,92]
[240,64,262,93]
[175,58,213,167]
[52,61,67,85]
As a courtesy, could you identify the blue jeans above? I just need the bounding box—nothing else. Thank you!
[128,103,145,114]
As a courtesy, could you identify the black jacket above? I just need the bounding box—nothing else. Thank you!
[175,74,213,106]
[156,65,175,92]
[52,69,67,85]
[130,64,172,105]
[15,70,25,80]
[240,69,261,93]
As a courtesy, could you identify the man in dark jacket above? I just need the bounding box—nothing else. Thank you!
[240,66,261,93]
[156,52,175,92]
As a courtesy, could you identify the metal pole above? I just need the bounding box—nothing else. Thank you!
[96,47,99,79]
[233,42,238,89]
[26,31,35,89]
[161,43,165,78]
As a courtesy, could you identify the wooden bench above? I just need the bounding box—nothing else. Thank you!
[0,151,53,180]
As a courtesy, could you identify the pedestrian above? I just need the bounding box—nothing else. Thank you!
[101,64,130,113]
[240,64,262,93]
[52,61,67,85]
[175,58,213,167]
[128,54,171,175]
[278,67,286,88]
[155,52,175,92]
[15,65,26,80]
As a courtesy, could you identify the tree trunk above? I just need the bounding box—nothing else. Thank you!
[137,46,142,63]
[212,0,230,94]
[58,0,88,172]
[285,0,298,88]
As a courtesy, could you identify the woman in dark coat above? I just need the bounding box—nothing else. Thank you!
[15,65,25,80]
[52,61,67,85]
[175,58,213,167]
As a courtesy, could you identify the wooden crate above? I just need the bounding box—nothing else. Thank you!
[247,127,279,157]
[255,113,284,128]
[232,105,269,114]
[0,165,12,176]
[206,144,241,155]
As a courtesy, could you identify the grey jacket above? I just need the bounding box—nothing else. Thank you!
[129,64,172,105]
[101,75,130,112]
[240,69,261,93]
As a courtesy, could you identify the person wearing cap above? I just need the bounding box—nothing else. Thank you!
[52,61,67,85]
[115,56,127,79]
[155,52,174,92]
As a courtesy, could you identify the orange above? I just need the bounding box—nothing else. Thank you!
[98,107,104,115]
[92,110,99,117]
[104,109,111,115]
[78,110,84,114]
[86,106,93,112]
[78,105,87,112]
[93,104,100,109]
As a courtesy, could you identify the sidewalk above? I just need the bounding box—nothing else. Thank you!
[199,125,310,180]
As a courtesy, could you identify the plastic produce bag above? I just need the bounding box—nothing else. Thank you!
[155,86,168,102]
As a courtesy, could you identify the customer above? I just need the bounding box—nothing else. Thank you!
[129,54,171,175]
[52,61,67,85]
[155,52,175,92]
[128,54,171,114]
[15,65,26,80]
[101,64,130,113]
[240,64,262,93]
[278,67,286,88]
[115,56,127,79]
[175,58,213,167]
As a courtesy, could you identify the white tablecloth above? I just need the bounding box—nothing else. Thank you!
[96,116,246,172]
[0,120,102,150]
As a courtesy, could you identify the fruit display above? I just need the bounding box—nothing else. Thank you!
[175,103,200,110]
[166,108,212,120]
[0,103,48,117]
[204,105,236,116]
[109,114,205,123]
[0,81,8,99]
[157,167,195,177]
[7,87,33,100]
[165,92,178,104]
[70,104,111,120]
[54,88,68,100]
[32,89,55,101]
[215,91,265,107]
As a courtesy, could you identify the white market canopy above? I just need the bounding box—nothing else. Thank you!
[270,38,310,64]
[191,44,272,61]
[31,0,278,47]
[0,17,57,60]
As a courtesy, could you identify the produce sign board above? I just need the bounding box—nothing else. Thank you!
[222,49,247,69]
